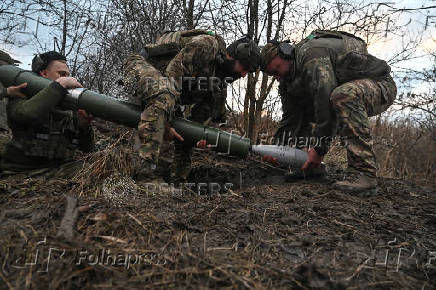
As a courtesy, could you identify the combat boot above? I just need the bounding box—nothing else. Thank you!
[285,163,328,182]
[333,171,377,196]
[135,161,169,195]
[169,142,193,185]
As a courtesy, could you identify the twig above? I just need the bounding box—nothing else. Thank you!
[345,257,371,281]
[96,236,128,244]
[57,196,79,240]
[227,189,242,198]
[203,231,207,255]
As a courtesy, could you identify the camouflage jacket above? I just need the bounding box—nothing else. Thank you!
[125,30,228,123]
[278,30,390,144]
[2,81,94,169]
[0,82,6,100]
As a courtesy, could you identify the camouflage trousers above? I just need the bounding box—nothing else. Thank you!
[330,75,397,177]
[124,55,223,182]
[169,98,222,183]
[124,54,200,182]
[124,54,176,169]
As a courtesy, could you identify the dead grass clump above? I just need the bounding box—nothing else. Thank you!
[72,129,141,196]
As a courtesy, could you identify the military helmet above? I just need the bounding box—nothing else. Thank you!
[260,41,294,71]
[0,50,20,66]
[226,36,262,73]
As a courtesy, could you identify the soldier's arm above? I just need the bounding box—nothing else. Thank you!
[212,88,227,123]
[7,81,67,124]
[274,82,304,143]
[165,36,220,94]
[301,47,337,155]
[0,82,6,100]
[124,54,170,100]
[77,123,94,152]
[75,109,94,152]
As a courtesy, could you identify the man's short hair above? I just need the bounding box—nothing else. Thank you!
[31,51,67,73]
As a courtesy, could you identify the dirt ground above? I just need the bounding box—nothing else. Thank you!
[0,132,435,289]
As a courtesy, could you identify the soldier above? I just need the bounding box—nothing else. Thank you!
[0,50,27,130]
[261,30,397,195]
[0,51,94,176]
[124,30,262,183]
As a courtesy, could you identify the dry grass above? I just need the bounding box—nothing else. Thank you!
[372,118,435,185]
[1,152,434,289]
[71,127,140,197]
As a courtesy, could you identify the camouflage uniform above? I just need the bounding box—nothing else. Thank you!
[273,30,397,177]
[123,30,228,182]
[0,80,94,176]
[0,50,21,131]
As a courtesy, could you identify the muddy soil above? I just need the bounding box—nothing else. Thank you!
[0,147,435,289]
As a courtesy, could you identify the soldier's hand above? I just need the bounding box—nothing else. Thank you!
[56,77,83,89]
[164,122,184,142]
[302,148,323,170]
[262,155,279,166]
[196,139,211,150]
[6,83,27,98]
[77,109,93,127]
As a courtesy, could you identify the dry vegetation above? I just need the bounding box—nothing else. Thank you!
[0,141,435,289]
[372,118,435,186]
[1,117,435,289]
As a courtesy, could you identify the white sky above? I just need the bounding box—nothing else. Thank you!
[2,1,435,67]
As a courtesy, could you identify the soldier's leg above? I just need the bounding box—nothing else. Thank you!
[137,94,173,168]
[124,54,176,169]
[170,101,212,183]
[171,141,193,183]
[330,77,397,177]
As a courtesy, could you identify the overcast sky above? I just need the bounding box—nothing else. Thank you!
[1,0,435,109]
[1,0,434,70]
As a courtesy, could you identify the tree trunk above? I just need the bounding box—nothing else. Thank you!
[246,73,257,141]
[61,0,67,54]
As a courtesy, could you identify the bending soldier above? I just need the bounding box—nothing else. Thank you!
[261,30,397,195]
[124,30,262,183]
